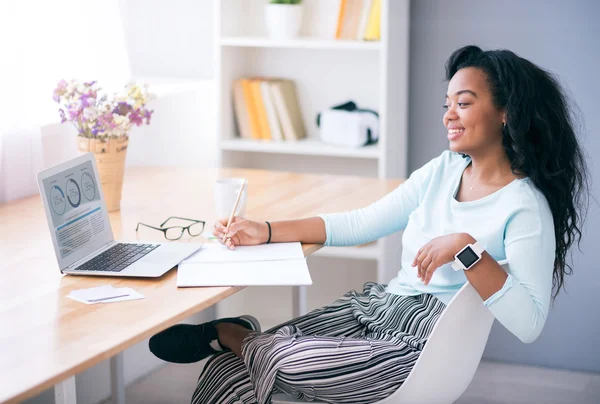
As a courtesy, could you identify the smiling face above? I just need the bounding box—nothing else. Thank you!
[443,67,505,155]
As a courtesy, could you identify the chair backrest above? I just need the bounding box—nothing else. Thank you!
[377,281,495,404]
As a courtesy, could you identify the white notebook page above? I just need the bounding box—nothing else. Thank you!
[176,242,312,287]
[182,242,305,263]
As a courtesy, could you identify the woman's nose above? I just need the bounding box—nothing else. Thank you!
[444,107,458,124]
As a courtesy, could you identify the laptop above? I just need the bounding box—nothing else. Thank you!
[37,153,201,277]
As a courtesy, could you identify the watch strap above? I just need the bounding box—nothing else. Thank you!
[471,241,484,255]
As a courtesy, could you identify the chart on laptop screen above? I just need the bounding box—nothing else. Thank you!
[42,160,108,259]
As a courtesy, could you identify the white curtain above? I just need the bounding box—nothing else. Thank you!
[0,0,131,203]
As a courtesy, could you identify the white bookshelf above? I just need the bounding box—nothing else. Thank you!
[220,36,383,50]
[220,138,380,159]
[214,0,409,284]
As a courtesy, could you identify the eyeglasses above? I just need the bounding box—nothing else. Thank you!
[135,216,206,241]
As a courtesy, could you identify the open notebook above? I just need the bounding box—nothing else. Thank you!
[176,242,312,287]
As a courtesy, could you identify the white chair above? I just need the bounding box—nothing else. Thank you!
[272,281,495,404]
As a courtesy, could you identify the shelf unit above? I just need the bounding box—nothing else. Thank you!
[220,36,384,50]
[220,138,380,159]
[214,0,409,284]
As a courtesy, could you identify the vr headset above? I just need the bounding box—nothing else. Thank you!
[316,101,379,148]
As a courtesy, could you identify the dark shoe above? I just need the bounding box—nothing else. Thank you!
[149,315,261,363]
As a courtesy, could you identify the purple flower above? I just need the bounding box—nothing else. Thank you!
[80,92,96,108]
[112,102,132,116]
[95,113,111,130]
[129,110,143,126]
[53,79,68,103]
[144,109,154,124]
[68,107,81,120]
[98,112,117,130]
[53,79,155,137]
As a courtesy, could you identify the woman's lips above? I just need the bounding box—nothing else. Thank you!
[447,128,464,141]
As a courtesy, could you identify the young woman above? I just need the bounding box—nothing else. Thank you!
[149,45,588,404]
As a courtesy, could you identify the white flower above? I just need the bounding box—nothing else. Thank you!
[82,107,98,121]
[66,81,78,95]
[112,113,126,125]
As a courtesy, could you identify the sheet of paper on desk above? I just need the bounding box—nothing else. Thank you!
[68,285,123,301]
[177,242,312,287]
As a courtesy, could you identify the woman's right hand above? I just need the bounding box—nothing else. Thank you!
[211,217,268,250]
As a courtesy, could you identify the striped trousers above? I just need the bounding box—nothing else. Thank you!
[192,283,446,404]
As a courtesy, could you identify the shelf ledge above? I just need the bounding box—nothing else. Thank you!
[220,138,380,159]
[220,37,382,51]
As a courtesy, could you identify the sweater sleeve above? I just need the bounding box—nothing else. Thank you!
[318,154,439,247]
[483,192,555,343]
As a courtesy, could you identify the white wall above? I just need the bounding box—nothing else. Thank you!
[121,0,218,169]
[121,0,214,80]
[126,81,217,169]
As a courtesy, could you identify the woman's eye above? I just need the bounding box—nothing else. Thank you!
[443,103,470,110]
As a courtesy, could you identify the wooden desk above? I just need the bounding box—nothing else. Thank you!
[0,167,402,404]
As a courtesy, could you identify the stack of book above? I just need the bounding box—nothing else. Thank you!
[335,0,381,41]
[232,78,306,142]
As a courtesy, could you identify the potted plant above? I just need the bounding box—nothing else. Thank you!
[53,80,154,211]
[265,0,303,39]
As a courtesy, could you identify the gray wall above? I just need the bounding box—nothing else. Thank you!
[409,0,600,373]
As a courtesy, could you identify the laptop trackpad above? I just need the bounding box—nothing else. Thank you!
[143,249,178,264]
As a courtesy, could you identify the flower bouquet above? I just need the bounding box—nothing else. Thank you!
[53,80,155,211]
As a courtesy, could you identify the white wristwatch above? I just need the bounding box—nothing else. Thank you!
[451,241,484,271]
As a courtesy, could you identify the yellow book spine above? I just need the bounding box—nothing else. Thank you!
[241,79,261,140]
[335,0,347,39]
[364,0,381,41]
[251,80,272,140]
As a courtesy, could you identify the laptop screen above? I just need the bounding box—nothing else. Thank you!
[38,154,113,270]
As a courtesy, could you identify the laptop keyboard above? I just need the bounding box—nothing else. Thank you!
[73,243,160,273]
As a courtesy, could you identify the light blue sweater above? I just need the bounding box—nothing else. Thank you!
[319,150,555,343]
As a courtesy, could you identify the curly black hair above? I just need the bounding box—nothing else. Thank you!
[445,45,589,300]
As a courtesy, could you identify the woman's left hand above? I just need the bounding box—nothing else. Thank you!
[412,233,474,285]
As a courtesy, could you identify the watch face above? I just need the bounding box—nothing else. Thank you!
[457,246,479,268]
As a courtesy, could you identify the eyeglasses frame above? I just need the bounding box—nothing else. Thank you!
[135,216,206,241]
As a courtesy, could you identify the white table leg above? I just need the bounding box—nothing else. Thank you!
[110,353,126,404]
[292,286,307,318]
[54,376,76,404]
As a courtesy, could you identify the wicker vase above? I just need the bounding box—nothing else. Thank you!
[77,136,128,212]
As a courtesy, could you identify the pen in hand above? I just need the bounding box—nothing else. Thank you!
[222,180,246,243]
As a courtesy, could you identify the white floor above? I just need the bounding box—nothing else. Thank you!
[102,359,600,404]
